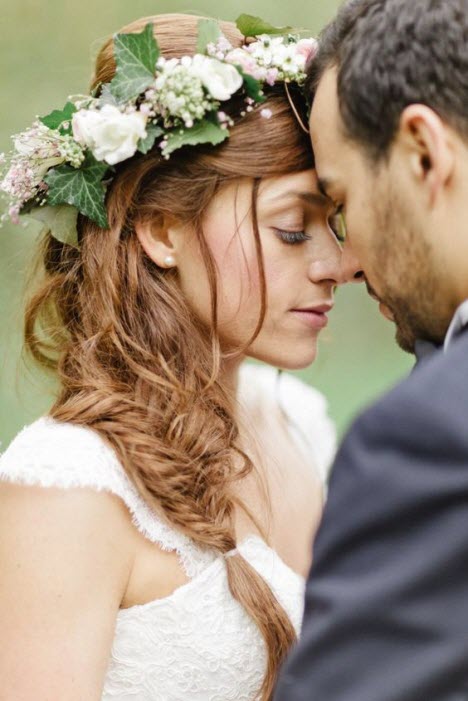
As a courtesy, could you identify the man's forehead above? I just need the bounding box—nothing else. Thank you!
[309,67,349,192]
[309,66,340,139]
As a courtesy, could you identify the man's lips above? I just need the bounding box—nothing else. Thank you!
[365,282,395,322]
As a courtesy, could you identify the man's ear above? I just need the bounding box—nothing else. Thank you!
[397,104,455,205]
[134,216,185,268]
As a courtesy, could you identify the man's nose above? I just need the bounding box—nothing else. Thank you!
[339,240,364,284]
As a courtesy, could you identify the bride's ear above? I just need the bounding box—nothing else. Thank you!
[135,216,184,269]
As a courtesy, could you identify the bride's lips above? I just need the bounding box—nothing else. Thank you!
[290,303,333,329]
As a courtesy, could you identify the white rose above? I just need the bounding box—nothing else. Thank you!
[72,104,147,166]
[191,55,243,101]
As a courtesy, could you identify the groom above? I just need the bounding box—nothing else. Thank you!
[275,0,468,699]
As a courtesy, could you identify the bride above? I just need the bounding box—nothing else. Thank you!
[0,13,361,701]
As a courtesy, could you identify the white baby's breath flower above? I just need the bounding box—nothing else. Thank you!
[0,157,48,206]
[72,104,147,165]
[150,58,219,127]
[14,123,64,166]
[191,55,243,101]
[0,121,82,212]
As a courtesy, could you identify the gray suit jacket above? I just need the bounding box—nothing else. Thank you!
[275,326,468,701]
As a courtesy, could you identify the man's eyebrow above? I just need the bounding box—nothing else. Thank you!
[274,191,331,207]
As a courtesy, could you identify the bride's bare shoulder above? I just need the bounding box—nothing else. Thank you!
[0,479,134,698]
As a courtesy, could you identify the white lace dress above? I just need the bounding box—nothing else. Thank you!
[0,364,336,701]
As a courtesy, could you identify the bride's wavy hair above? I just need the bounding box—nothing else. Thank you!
[24,14,313,699]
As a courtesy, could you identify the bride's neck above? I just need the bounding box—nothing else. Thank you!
[219,356,243,397]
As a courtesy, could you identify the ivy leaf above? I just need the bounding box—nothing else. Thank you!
[236,14,295,37]
[163,118,228,157]
[44,154,109,229]
[237,69,266,103]
[138,122,164,154]
[98,83,119,108]
[196,18,222,54]
[26,204,79,248]
[110,23,160,104]
[39,101,77,134]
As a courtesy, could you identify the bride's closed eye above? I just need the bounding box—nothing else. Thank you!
[274,230,312,245]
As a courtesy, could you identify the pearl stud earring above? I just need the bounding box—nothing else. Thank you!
[164,255,175,267]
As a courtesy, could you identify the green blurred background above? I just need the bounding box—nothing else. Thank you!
[0,0,413,449]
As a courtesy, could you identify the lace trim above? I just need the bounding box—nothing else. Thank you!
[0,367,334,579]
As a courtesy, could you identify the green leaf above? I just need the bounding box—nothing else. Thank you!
[235,14,295,37]
[40,101,77,131]
[110,23,160,104]
[237,69,266,103]
[138,122,164,154]
[163,118,228,157]
[98,83,119,108]
[44,154,109,229]
[26,204,79,248]
[196,18,222,54]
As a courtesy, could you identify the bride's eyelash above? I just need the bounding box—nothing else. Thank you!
[274,230,312,245]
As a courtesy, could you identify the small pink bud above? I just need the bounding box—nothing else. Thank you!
[9,205,20,225]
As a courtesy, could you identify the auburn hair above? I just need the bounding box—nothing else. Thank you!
[24,14,314,700]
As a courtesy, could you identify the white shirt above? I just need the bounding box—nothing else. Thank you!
[444,299,468,351]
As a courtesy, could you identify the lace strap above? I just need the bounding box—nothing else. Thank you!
[0,417,212,577]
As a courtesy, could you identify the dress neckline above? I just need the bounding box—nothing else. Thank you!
[117,534,305,617]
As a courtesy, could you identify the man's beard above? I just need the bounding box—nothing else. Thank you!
[368,193,452,354]
[365,279,420,353]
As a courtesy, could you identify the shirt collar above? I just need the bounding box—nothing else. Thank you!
[444,299,468,352]
[413,299,468,364]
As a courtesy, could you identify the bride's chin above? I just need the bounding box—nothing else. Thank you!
[247,343,318,371]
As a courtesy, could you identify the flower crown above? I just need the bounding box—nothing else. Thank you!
[0,14,317,247]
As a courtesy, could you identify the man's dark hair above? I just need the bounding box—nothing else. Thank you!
[306,0,468,159]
